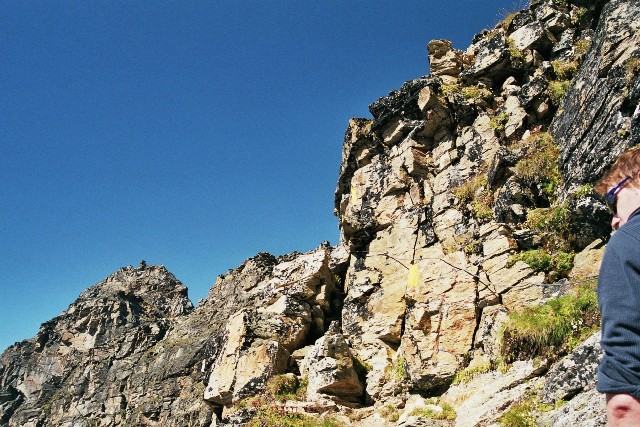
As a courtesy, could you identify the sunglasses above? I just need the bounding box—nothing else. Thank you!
[605,176,632,213]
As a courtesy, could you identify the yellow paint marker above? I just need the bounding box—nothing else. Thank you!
[408,263,419,288]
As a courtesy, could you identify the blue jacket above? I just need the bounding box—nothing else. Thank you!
[597,208,640,397]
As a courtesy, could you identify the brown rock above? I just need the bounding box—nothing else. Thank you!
[428,40,464,79]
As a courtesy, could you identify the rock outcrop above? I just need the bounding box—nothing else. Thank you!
[2,0,639,426]
[0,265,215,426]
[201,245,347,406]
[553,0,640,191]
[0,246,347,426]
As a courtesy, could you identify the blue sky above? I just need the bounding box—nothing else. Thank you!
[0,0,526,352]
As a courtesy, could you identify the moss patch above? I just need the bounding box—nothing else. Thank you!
[384,356,408,382]
[265,374,299,401]
[499,392,557,427]
[508,249,573,276]
[490,112,510,133]
[551,60,578,81]
[547,80,571,107]
[380,404,400,422]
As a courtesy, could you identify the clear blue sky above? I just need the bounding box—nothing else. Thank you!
[0,0,526,352]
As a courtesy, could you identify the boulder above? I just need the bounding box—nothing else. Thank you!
[493,175,535,224]
[570,239,605,280]
[539,386,606,426]
[461,34,510,83]
[305,323,363,406]
[503,95,528,138]
[508,21,550,51]
[444,361,540,427]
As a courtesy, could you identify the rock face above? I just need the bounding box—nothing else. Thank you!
[0,246,346,426]
[552,0,640,191]
[201,245,346,406]
[0,265,215,426]
[334,0,610,404]
[2,0,638,426]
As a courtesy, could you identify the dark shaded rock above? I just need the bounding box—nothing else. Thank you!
[446,96,478,128]
[487,146,519,187]
[507,10,536,33]
[334,118,384,218]
[368,76,439,131]
[552,0,640,191]
[519,75,549,108]
[552,28,576,59]
[513,229,542,250]
[568,0,607,9]
[494,176,536,224]
[568,196,612,250]
[0,385,23,425]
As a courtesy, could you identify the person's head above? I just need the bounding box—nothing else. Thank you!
[596,145,640,230]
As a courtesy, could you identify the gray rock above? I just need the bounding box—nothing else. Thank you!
[540,386,606,427]
[518,75,548,107]
[542,331,602,405]
[552,0,640,190]
[461,34,511,84]
[509,21,550,52]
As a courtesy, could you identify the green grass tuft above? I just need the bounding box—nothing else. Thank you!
[508,249,574,276]
[515,132,561,199]
[452,363,493,385]
[380,404,399,422]
[409,400,457,420]
[500,279,599,363]
[452,172,494,223]
[247,409,345,427]
[547,80,571,106]
[551,60,578,81]
[490,112,510,133]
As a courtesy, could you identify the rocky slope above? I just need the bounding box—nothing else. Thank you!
[2,0,639,426]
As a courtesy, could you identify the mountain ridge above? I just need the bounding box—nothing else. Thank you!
[2,0,640,425]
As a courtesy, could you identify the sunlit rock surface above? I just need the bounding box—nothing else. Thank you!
[2,0,638,425]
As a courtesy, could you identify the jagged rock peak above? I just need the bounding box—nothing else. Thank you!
[75,263,194,318]
[0,264,209,427]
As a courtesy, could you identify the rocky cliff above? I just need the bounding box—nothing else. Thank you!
[2,0,639,426]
